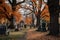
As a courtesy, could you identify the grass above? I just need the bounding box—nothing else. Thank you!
[0,32,25,40]
[0,35,24,40]
[0,27,37,40]
[0,29,27,40]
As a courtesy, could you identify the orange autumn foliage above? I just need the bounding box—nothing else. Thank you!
[31,0,36,2]
[0,13,9,24]
[0,0,50,25]
[0,1,12,15]
[40,3,50,22]
[25,17,32,25]
[0,0,12,24]
[12,11,22,24]
[0,0,22,24]
[34,1,50,22]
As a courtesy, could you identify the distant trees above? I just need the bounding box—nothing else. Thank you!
[31,0,42,30]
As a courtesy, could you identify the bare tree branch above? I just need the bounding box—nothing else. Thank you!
[18,5,33,12]
[16,0,25,5]
[8,0,12,4]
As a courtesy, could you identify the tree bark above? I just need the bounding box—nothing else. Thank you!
[48,0,59,35]
[36,10,41,31]
[35,0,42,31]
[31,13,35,27]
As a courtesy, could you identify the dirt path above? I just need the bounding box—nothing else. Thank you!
[26,30,60,40]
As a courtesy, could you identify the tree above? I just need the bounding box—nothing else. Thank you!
[0,0,13,25]
[31,0,42,31]
[8,0,25,11]
[7,0,25,29]
[47,0,59,35]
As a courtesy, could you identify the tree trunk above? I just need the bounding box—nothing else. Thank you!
[48,0,59,35]
[8,0,25,29]
[31,13,35,28]
[10,0,16,29]
[49,13,59,35]
[36,10,41,31]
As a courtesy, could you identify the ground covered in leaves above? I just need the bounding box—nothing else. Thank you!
[26,30,60,40]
